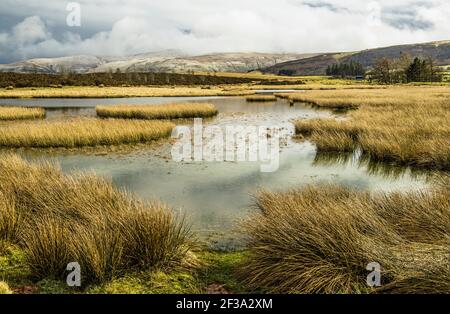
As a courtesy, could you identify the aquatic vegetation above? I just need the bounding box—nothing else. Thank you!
[242,183,450,294]
[96,103,218,120]
[0,118,175,148]
[245,95,277,102]
[0,86,254,99]
[295,87,450,169]
[0,106,45,121]
[0,155,193,284]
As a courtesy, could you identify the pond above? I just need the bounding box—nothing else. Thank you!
[0,96,432,249]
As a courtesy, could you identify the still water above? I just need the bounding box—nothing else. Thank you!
[0,97,431,248]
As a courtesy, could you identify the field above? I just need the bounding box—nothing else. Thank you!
[294,87,450,169]
[0,118,175,148]
[97,103,218,120]
[0,107,45,121]
[0,86,256,99]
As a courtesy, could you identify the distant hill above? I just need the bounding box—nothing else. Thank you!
[0,51,315,74]
[263,40,450,76]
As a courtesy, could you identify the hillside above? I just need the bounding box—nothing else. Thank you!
[264,40,450,76]
[0,52,315,74]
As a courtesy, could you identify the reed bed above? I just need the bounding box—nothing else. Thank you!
[294,87,450,169]
[0,86,254,99]
[0,106,45,121]
[0,118,175,148]
[96,103,218,120]
[246,95,277,102]
[0,155,193,284]
[241,183,450,294]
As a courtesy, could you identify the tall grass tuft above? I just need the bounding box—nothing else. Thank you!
[241,183,450,294]
[294,87,450,169]
[0,155,193,284]
[96,103,218,120]
[0,118,175,148]
[246,95,277,102]
[0,106,45,120]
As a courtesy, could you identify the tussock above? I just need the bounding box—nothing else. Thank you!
[0,118,175,148]
[96,103,218,120]
[0,155,193,284]
[0,106,45,121]
[242,183,450,294]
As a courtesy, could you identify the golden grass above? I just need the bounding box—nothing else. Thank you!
[0,106,45,121]
[0,86,255,99]
[0,118,175,148]
[241,183,450,294]
[0,155,193,284]
[245,95,277,102]
[294,87,450,169]
[96,103,218,120]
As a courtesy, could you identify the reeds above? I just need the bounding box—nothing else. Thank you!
[0,106,45,121]
[0,86,254,99]
[294,87,450,169]
[96,103,218,120]
[0,155,193,284]
[241,183,450,294]
[0,118,175,148]
[246,95,277,102]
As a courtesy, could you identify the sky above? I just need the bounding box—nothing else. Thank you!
[0,0,450,63]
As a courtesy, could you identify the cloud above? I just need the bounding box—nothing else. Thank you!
[0,0,450,63]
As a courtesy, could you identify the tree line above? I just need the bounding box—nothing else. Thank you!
[326,61,365,77]
[369,55,443,84]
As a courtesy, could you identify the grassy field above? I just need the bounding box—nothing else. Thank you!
[0,155,193,287]
[0,86,255,99]
[97,103,218,120]
[294,87,450,169]
[0,107,45,121]
[242,183,450,294]
[0,118,175,148]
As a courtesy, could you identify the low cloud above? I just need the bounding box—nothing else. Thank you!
[0,0,450,63]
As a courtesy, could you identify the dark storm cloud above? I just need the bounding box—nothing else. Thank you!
[0,0,449,63]
[381,6,434,30]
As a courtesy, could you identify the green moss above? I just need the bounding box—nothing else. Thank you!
[0,247,251,294]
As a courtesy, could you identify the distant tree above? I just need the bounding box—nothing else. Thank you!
[279,69,295,76]
[326,61,365,78]
[371,58,393,84]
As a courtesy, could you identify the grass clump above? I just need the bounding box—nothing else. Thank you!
[0,281,12,294]
[241,183,450,294]
[0,106,45,121]
[96,103,218,120]
[245,95,277,102]
[0,155,193,285]
[0,118,175,148]
[294,87,450,169]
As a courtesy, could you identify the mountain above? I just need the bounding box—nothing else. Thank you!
[0,51,315,74]
[264,40,450,75]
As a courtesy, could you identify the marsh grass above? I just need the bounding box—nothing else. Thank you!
[96,103,218,120]
[241,183,450,294]
[0,106,45,121]
[0,118,175,148]
[294,87,450,169]
[0,155,193,284]
[0,86,254,99]
[246,95,277,102]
